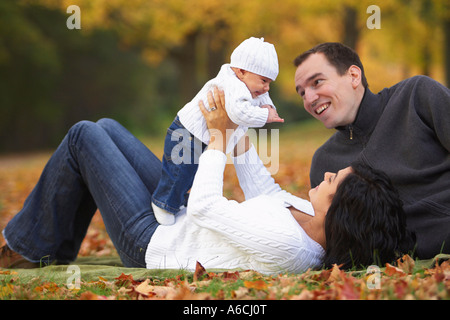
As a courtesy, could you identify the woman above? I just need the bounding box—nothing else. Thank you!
[323,162,415,269]
[0,88,413,273]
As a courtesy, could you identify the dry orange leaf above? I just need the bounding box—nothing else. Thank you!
[385,263,406,277]
[193,261,207,282]
[397,254,415,274]
[134,279,154,296]
[243,280,268,290]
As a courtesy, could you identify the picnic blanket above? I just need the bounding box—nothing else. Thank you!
[0,256,187,283]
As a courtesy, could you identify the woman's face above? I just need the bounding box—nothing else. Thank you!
[309,167,353,214]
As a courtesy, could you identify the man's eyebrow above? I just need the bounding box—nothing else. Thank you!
[295,72,324,94]
[307,72,324,83]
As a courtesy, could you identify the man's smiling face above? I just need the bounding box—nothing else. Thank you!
[294,53,362,129]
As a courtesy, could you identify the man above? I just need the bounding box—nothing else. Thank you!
[293,42,450,259]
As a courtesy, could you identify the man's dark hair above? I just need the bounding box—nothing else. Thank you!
[323,162,415,269]
[294,42,369,88]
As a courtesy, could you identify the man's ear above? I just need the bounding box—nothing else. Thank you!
[348,65,362,89]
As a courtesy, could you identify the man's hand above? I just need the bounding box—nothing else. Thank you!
[262,105,285,123]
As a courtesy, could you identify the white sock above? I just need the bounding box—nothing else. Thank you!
[151,202,175,226]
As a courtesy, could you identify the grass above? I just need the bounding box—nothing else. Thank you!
[1,256,448,300]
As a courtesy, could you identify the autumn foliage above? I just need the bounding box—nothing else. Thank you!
[0,257,449,300]
[77,258,450,300]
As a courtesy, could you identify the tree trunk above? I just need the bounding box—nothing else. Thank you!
[170,32,200,102]
[444,18,450,87]
[342,6,360,49]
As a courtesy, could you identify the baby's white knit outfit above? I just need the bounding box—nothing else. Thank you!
[177,63,275,153]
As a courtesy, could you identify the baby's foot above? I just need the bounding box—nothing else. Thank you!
[151,202,175,225]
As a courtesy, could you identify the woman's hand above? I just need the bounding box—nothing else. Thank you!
[199,87,238,152]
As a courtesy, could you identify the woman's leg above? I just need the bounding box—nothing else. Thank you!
[96,118,162,195]
[3,119,161,267]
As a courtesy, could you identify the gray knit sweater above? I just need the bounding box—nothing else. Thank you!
[310,76,450,259]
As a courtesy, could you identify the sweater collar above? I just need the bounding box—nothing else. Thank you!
[336,88,384,139]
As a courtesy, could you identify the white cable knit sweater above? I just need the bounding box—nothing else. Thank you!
[177,64,274,153]
[145,145,325,274]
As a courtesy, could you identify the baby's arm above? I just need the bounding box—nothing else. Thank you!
[256,92,284,123]
[226,97,284,126]
[225,95,269,128]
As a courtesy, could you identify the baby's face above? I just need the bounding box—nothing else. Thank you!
[238,70,272,99]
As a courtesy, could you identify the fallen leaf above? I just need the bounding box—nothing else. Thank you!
[0,270,18,275]
[231,286,250,299]
[33,282,59,293]
[117,286,133,297]
[221,271,240,281]
[338,280,360,300]
[238,270,262,280]
[328,264,345,282]
[397,254,415,274]
[172,282,210,300]
[393,279,409,299]
[290,289,314,300]
[80,291,106,300]
[0,283,14,298]
[385,263,406,277]
[115,273,138,286]
[193,261,207,282]
[135,279,154,296]
[244,280,268,290]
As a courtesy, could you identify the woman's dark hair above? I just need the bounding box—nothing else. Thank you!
[293,42,369,89]
[323,162,415,269]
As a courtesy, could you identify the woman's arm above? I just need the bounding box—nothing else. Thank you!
[187,88,320,274]
[197,88,313,214]
[232,141,313,215]
[187,147,320,274]
[232,142,283,200]
[186,87,237,212]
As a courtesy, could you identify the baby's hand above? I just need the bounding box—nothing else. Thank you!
[262,105,284,123]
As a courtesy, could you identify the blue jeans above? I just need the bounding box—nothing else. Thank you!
[2,119,161,267]
[151,116,207,214]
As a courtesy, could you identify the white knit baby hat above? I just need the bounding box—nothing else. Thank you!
[230,37,279,81]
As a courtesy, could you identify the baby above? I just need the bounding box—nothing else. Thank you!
[152,37,284,225]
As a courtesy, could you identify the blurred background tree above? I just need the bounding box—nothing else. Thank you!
[0,0,448,152]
